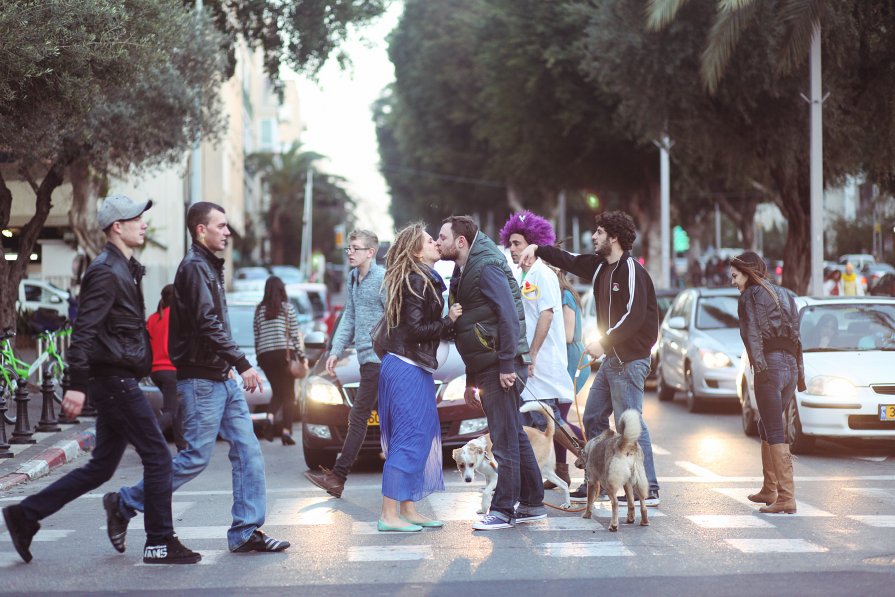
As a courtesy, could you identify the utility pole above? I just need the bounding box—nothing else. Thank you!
[557,190,567,246]
[300,168,313,276]
[654,134,673,289]
[188,0,203,255]
[806,24,827,296]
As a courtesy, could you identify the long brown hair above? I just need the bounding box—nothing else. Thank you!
[156,284,174,316]
[731,251,779,307]
[383,223,439,329]
[555,268,581,309]
[260,275,287,320]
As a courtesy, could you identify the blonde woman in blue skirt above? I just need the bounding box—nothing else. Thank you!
[376,223,462,532]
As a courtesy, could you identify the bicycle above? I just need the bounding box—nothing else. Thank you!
[1,330,32,425]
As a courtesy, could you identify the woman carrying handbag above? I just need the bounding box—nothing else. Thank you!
[254,276,307,445]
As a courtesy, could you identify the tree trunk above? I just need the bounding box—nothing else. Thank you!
[770,164,810,294]
[0,158,67,331]
[68,157,106,259]
[718,195,759,252]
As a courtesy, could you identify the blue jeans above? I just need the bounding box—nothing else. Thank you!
[21,377,173,542]
[473,364,544,522]
[119,378,266,550]
[583,356,659,493]
[754,351,798,445]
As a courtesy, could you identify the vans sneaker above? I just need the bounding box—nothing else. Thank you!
[143,535,202,564]
[514,508,547,524]
[471,515,513,531]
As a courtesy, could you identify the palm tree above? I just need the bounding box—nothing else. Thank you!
[646,0,824,93]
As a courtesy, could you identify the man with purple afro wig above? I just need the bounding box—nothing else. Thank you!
[499,211,556,249]
[500,211,579,499]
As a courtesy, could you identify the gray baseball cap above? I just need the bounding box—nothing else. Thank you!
[97,194,153,230]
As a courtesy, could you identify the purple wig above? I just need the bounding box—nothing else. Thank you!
[499,211,556,248]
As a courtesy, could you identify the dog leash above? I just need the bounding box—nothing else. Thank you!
[517,377,584,457]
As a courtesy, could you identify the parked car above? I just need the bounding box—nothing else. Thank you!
[839,254,876,270]
[655,287,744,411]
[269,265,305,284]
[738,296,895,453]
[232,266,270,292]
[227,289,317,338]
[17,279,70,318]
[862,263,895,293]
[286,282,330,335]
[648,288,682,378]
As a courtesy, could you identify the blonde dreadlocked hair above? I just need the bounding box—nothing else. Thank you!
[383,223,440,329]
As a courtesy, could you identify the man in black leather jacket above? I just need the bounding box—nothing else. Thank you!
[115,201,289,553]
[2,195,200,565]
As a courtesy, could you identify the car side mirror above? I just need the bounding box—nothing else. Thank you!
[667,316,687,330]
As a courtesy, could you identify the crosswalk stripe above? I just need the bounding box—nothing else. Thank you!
[0,529,74,542]
[725,539,827,553]
[348,545,433,562]
[687,515,774,529]
[844,487,895,505]
[651,444,671,455]
[426,492,483,521]
[267,497,335,525]
[847,515,895,527]
[712,488,834,517]
[675,461,722,478]
[537,541,633,557]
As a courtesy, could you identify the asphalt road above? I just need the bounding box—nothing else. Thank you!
[2,387,894,596]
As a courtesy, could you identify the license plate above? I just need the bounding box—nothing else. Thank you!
[367,410,380,426]
[880,405,895,421]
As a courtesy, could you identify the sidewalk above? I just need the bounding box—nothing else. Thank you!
[0,389,97,493]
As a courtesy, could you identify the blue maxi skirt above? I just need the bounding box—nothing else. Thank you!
[378,353,444,502]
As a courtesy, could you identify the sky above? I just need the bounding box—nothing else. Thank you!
[289,2,404,241]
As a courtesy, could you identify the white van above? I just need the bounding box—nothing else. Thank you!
[17,279,70,318]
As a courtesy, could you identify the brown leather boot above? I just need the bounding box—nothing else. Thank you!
[303,467,345,498]
[748,441,778,505]
[759,443,796,514]
[544,463,571,489]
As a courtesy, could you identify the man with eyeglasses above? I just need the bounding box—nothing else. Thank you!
[305,229,385,497]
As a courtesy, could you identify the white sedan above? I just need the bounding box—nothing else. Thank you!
[738,296,895,453]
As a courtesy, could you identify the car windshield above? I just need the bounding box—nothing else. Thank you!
[306,291,326,319]
[695,296,739,330]
[800,304,895,352]
[228,305,256,348]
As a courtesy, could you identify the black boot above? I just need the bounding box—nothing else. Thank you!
[2,505,40,563]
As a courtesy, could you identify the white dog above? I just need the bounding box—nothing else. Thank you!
[451,401,572,515]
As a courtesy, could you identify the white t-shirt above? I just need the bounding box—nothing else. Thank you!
[515,259,574,404]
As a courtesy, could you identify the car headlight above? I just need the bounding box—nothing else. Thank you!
[699,348,733,369]
[306,378,344,405]
[441,375,467,401]
[805,375,857,398]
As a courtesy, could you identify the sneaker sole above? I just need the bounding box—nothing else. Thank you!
[472,524,514,531]
[515,515,547,524]
[143,554,202,564]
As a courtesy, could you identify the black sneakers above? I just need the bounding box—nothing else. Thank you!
[142,535,202,564]
[231,529,291,553]
[103,492,129,553]
[2,505,40,563]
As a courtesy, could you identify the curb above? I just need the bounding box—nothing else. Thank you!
[0,428,96,492]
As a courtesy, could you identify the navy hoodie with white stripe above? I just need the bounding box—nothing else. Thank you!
[535,245,659,363]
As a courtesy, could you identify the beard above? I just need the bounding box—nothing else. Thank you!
[593,239,610,257]
[440,243,459,261]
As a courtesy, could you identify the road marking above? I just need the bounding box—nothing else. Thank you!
[651,444,671,455]
[538,541,633,557]
[0,529,74,542]
[844,487,895,505]
[725,538,828,553]
[164,526,231,540]
[712,488,834,517]
[351,521,382,535]
[426,492,483,521]
[686,515,774,529]
[266,497,335,526]
[675,461,722,479]
[0,552,23,568]
[348,545,433,562]
[854,456,888,462]
[847,515,895,527]
[114,501,196,531]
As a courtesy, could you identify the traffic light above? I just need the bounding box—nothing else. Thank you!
[334,224,345,247]
[673,225,690,253]
[585,192,601,210]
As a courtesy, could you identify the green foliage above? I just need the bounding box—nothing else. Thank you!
[830,216,874,259]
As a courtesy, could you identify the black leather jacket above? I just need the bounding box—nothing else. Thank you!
[379,268,454,370]
[738,282,805,387]
[169,242,251,380]
[67,243,151,392]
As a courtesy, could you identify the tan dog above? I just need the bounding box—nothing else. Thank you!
[451,401,573,515]
[574,409,650,532]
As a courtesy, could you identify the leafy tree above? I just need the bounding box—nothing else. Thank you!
[0,0,226,331]
[247,143,356,266]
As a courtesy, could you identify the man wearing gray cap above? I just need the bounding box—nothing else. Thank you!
[1,195,201,565]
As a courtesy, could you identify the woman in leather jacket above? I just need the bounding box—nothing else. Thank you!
[375,223,462,532]
[731,251,805,515]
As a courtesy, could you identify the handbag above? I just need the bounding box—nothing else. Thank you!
[284,311,308,379]
[371,315,389,360]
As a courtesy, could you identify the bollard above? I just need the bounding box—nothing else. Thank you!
[36,373,61,432]
[9,377,36,444]
[0,388,12,458]
[56,367,79,424]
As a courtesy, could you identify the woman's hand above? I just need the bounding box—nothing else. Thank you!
[449,303,463,322]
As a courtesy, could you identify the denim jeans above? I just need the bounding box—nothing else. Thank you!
[474,364,545,522]
[21,377,173,542]
[333,362,380,480]
[583,356,659,493]
[119,378,266,550]
[754,351,798,445]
